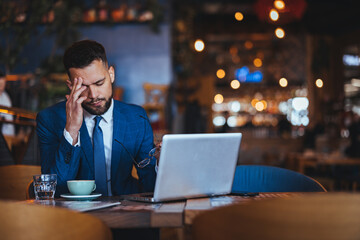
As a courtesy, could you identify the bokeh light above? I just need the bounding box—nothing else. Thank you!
[235,12,244,21]
[279,77,288,87]
[269,9,279,21]
[275,28,285,38]
[194,39,205,52]
[230,79,241,89]
[315,78,324,88]
[274,0,285,10]
[253,58,263,67]
[216,69,226,79]
[255,101,265,111]
[213,116,225,126]
[214,94,224,104]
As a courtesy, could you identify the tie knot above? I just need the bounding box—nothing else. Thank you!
[94,116,102,127]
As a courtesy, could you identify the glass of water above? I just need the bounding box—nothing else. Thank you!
[33,174,57,200]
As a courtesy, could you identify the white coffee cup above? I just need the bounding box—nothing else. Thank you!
[67,180,96,195]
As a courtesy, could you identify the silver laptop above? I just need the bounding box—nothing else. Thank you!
[123,133,242,203]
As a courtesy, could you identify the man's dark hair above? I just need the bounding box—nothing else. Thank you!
[0,70,5,78]
[63,40,108,75]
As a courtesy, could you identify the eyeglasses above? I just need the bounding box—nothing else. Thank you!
[115,139,160,168]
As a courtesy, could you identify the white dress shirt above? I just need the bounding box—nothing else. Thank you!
[64,99,114,195]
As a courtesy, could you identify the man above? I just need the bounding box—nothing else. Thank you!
[0,71,15,136]
[36,40,157,196]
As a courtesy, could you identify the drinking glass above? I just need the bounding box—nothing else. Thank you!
[33,174,57,200]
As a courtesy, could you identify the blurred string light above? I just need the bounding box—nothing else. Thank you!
[279,77,288,87]
[234,12,244,21]
[269,9,279,21]
[261,100,267,110]
[212,103,223,112]
[194,39,205,52]
[275,27,285,38]
[315,78,324,88]
[290,97,309,126]
[214,94,224,104]
[228,101,241,112]
[278,101,288,114]
[274,0,285,10]
[230,79,241,89]
[255,101,265,111]
[227,116,237,127]
[251,98,259,107]
[216,69,226,79]
[253,58,263,67]
[213,116,225,127]
[292,97,309,111]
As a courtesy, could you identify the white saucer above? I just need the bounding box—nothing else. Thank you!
[60,193,102,201]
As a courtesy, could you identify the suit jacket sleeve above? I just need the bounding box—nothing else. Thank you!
[36,106,82,194]
[134,108,157,192]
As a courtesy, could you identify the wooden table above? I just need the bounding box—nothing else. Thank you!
[84,193,301,229]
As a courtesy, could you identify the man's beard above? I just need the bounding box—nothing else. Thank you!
[82,94,112,115]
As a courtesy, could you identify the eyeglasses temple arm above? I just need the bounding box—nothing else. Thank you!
[114,139,139,167]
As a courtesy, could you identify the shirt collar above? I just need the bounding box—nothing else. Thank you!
[84,98,114,124]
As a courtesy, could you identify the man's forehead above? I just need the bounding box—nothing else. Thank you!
[69,61,107,81]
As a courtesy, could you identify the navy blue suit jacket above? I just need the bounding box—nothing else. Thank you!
[36,100,156,196]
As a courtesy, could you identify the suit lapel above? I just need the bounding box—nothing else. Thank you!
[111,102,127,178]
[80,122,94,174]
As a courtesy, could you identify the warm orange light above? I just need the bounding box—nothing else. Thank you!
[274,0,285,10]
[251,98,259,107]
[255,101,265,111]
[216,69,226,79]
[235,12,244,21]
[214,94,224,104]
[315,79,324,88]
[269,9,279,21]
[0,109,10,114]
[275,28,285,39]
[230,80,240,89]
[194,39,205,52]
[253,58,263,67]
[244,41,253,49]
[260,100,267,110]
[279,77,288,87]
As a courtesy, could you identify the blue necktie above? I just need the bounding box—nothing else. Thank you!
[93,116,108,196]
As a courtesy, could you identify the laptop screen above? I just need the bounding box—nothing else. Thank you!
[153,133,242,201]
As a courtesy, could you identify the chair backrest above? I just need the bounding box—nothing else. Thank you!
[0,200,112,240]
[0,165,41,200]
[193,193,360,240]
[232,165,326,192]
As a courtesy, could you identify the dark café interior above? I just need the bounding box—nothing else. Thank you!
[1,0,360,240]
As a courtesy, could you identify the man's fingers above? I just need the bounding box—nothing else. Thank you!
[75,77,83,91]
[69,77,78,96]
[65,95,69,100]
[72,85,87,101]
[76,96,87,104]
[66,80,72,90]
